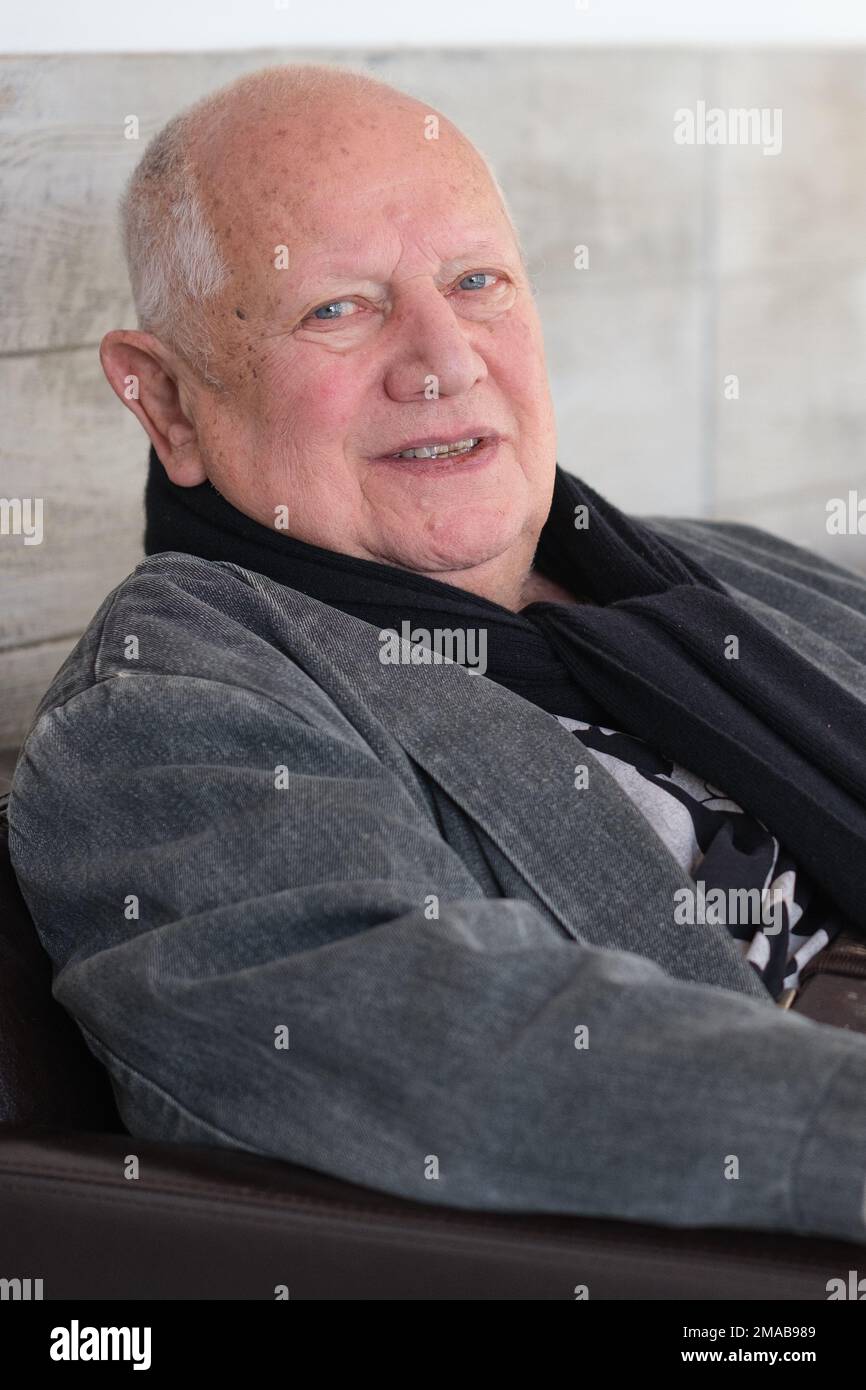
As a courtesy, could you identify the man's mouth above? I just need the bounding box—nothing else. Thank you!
[374,430,499,462]
[391,437,481,460]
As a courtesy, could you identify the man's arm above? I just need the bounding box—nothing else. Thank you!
[9,670,866,1242]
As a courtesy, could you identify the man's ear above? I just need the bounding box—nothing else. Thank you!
[99,330,208,486]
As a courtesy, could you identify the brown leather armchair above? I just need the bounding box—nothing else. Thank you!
[2,788,865,1300]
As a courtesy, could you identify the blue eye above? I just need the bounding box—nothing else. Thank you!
[311,300,354,320]
[458,272,494,291]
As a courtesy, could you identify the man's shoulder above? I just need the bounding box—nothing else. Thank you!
[20,550,344,754]
[24,552,254,720]
[645,512,866,611]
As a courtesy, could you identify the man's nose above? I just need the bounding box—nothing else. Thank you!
[382,284,487,401]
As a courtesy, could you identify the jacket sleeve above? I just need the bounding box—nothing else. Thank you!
[9,669,866,1244]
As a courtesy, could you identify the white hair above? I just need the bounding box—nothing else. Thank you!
[119,64,524,387]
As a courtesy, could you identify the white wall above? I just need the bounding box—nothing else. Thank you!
[4,0,866,53]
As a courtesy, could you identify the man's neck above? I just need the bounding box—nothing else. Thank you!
[517,568,583,610]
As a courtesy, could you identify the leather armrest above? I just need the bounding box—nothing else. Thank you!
[0,1129,860,1299]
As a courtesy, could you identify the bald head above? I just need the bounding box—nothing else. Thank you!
[120,64,522,384]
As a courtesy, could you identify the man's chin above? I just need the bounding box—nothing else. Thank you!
[370,492,537,594]
[378,532,524,592]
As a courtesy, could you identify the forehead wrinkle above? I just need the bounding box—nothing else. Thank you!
[290,239,514,292]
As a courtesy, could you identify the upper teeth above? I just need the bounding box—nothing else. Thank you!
[394,437,479,459]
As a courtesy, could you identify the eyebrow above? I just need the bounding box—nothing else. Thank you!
[288,241,519,301]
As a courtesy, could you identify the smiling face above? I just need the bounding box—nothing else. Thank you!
[105,74,559,607]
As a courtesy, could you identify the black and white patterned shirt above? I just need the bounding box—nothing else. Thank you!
[555,715,845,1001]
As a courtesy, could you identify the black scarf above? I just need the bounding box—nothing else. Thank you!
[144,444,866,932]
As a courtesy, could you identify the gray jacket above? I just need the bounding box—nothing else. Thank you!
[9,515,866,1243]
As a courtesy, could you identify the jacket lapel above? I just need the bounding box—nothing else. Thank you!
[269,585,772,1001]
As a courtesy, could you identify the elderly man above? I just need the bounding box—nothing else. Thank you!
[9,64,866,1245]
